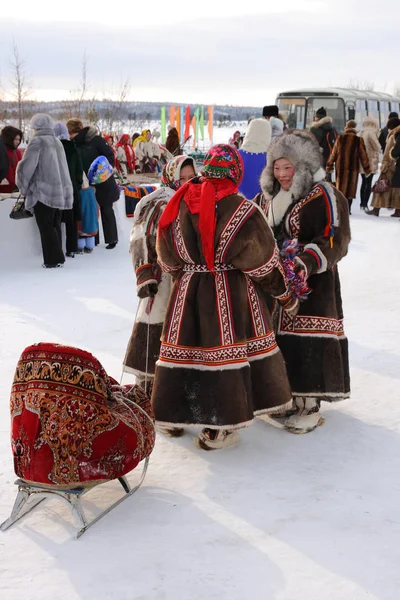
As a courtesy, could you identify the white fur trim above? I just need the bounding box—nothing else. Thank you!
[248,346,280,361]
[135,277,172,325]
[303,243,328,274]
[313,167,325,183]
[267,188,293,227]
[293,391,350,399]
[155,360,250,371]
[155,419,253,431]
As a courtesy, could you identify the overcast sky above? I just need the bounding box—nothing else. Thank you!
[0,0,398,106]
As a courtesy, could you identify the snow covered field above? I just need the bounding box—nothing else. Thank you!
[1,194,400,600]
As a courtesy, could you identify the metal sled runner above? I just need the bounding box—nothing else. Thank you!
[0,456,150,539]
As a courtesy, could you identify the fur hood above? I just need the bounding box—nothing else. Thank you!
[74,126,98,145]
[361,116,379,131]
[31,114,55,131]
[1,126,23,149]
[260,130,325,202]
[312,116,333,129]
[241,118,271,154]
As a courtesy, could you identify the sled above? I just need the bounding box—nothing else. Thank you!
[0,456,150,539]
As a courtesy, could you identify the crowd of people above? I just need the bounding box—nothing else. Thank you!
[229,105,400,217]
[3,100,400,457]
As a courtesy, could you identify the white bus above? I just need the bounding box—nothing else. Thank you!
[276,88,400,133]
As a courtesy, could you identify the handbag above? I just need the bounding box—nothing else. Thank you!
[372,179,391,194]
[9,196,33,220]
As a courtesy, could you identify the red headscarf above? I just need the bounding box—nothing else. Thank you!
[116,134,136,173]
[158,144,243,271]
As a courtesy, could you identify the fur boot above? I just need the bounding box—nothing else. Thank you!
[156,424,185,437]
[285,397,324,434]
[195,428,239,450]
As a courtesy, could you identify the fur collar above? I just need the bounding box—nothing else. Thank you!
[312,116,333,129]
[267,188,293,227]
[344,128,357,135]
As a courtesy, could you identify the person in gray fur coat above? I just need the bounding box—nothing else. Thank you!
[16,114,73,268]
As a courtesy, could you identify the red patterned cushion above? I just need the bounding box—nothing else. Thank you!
[10,343,155,488]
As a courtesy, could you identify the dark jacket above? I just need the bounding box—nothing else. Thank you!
[310,116,338,167]
[379,127,389,153]
[0,138,9,183]
[73,126,115,174]
[60,139,83,220]
[390,133,400,189]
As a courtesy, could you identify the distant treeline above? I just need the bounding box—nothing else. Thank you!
[0,99,261,128]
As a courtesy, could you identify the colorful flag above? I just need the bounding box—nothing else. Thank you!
[200,106,205,140]
[169,106,176,128]
[195,107,200,146]
[180,108,185,142]
[208,106,213,144]
[191,114,197,147]
[161,106,166,143]
[184,106,191,140]
[176,106,181,140]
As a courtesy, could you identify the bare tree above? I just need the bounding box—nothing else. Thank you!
[9,40,32,130]
[346,79,376,91]
[77,50,88,118]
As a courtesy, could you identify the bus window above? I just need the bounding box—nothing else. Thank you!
[306,97,345,133]
[355,100,368,127]
[276,98,306,129]
[390,101,400,114]
[379,101,389,127]
[367,100,379,124]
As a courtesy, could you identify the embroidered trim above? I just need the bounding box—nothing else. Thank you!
[246,277,267,337]
[173,215,194,264]
[243,246,280,279]
[183,263,236,273]
[278,311,345,337]
[158,332,278,369]
[158,259,181,273]
[215,200,255,263]
[215,272,235,345]
[166,272,193,344]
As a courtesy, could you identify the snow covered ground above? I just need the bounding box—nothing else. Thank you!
[1,193,400,600]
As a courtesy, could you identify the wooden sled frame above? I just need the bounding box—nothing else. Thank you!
[0,456,150,539]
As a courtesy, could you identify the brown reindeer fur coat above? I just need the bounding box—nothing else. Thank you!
[326,128,370,199]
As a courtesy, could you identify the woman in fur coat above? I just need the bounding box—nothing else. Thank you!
[359,117,381,210]
[16,114,73,268]
[326,120,370,212]
[367,118,400,217]
[123,155,197,389]
[152,144,297,450]
[0,126,23,194]
[238,118,272,200]
[257,130,351,434]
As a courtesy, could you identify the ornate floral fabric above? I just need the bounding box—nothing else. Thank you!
[10,343,155,488]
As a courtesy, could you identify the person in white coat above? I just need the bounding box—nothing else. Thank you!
[135,130,162,173]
